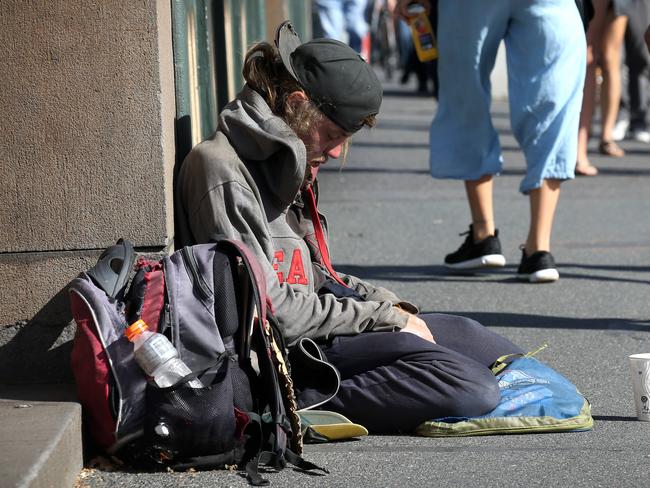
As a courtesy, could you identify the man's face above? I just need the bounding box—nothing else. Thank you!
[299,114,349,187]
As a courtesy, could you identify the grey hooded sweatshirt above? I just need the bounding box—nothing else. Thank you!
[177,85,414,346]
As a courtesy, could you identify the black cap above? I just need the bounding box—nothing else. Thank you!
[275,21,382,134]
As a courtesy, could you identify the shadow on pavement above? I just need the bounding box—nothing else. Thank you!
[320,165,532,176]
[323,163,650,178]
[562,263,650,273]
[376,121,432,132]
[594,167,650,176]
[0,285,75,386]
[612,147,650,156]
[592,415,638,422]
[320,166,428,174]
[335,263,650,285]
[381,89,437,99]
[351,141,429,149]
[422,311,650,332]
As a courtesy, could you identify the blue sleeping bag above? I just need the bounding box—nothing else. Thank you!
[417,354,593,436]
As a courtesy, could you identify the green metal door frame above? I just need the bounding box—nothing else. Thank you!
[172,0,219,152]
[172,0,312,155]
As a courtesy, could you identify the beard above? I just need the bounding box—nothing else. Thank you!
[302,163,319,189]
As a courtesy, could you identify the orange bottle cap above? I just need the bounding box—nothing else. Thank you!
[125,319,149,341]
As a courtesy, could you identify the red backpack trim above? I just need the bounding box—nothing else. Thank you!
[136,259,165,333]
[70,291,116,449]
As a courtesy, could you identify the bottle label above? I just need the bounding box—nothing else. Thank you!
[153,358,194,388]
[137,334,177,374]
[418,32,435,51]
[410,14,437,61]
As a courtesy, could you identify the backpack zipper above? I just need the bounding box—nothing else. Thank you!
[181,247,212,300]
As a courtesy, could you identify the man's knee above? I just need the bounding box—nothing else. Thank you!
[400,363,500,428]
[414,355,501,418]
[447,372,500,417]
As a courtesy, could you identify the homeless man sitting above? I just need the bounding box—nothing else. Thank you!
[176,21,523,433]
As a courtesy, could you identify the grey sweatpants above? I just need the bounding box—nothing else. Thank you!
[321,313,522,433]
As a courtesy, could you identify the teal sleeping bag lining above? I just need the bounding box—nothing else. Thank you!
[417,355,593,437]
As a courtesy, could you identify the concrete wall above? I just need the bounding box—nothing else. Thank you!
[0,0,176,381]
[0,1,175,320]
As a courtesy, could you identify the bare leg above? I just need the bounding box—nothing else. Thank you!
[599,11,628,153]
[465,175,495,241]
[525,179,562,255]
[577,0,611,174]
[577,60,599,172]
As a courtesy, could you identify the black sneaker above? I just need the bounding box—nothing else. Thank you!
[516,248,559,283]
[444,225,506,269]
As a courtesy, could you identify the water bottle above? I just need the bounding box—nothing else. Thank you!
[407,3,438,62]
[125,319,203,388]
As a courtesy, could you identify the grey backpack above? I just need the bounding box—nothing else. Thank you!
[70,238,325,484]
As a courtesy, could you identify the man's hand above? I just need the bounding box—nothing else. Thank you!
[394,0,431,20]
[400,313,436,343]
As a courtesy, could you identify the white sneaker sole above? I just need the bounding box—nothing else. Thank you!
[632,131,650,143]
[517,268,559,283]
[445,254,506,270]
[612,119,629,142]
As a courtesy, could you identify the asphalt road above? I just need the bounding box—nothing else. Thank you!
[79,75,650,487]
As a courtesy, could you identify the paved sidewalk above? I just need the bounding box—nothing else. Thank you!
[77,75,650,487]
[0,395,81,488]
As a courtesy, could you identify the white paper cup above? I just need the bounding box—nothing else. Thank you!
[629,353,650,421]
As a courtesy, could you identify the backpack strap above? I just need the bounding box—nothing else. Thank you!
[490,344,548,375]
[263,317,308,453]
[268,319,303,454]
[256,448,329,475]
[301,186,348,288]
[217,239,269,324]
[242,413,270,486]
[216,240,287,443]
[253,320,290,457]
[284,448,329,474]
[136,260,165,333]
[217,239,322,476]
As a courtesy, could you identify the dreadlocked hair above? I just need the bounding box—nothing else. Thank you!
[243,42,322,137]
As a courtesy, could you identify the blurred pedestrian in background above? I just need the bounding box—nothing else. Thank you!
[396,0,587,283]
[612,0,650,145]
[395,0,438,96]
[314,0,369,54]
[576,0,630,176]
